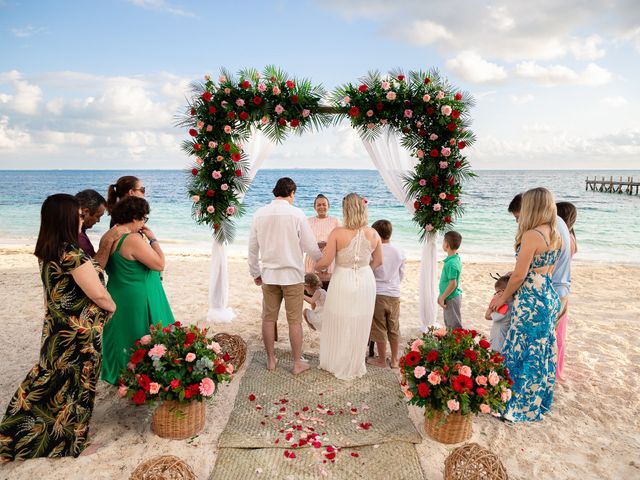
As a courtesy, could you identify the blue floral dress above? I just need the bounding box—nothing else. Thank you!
[502,231,560,422]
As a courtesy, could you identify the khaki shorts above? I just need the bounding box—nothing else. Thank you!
[370,295,400,344]
[261,283,304,325]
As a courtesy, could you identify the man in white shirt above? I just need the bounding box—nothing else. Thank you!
[248,177,323,375]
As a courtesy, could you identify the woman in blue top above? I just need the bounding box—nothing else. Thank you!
[493,187,561,422]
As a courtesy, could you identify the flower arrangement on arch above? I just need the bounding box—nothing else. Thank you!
[399,327,513,416]
[118,321,233,406]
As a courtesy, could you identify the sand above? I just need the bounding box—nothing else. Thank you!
[0,246,639,479]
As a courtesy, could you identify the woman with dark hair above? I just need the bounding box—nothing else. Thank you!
[304,194,340,290]
[101,196,174,384]
[0,194,115,461]
[106,176,145,227]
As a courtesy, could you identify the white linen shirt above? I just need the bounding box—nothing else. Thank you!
[373,243,406,297]
[248,199,323,285]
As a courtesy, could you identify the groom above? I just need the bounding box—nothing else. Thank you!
[248,177,323,375]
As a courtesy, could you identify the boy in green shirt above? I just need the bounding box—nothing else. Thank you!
[438,231,463,329]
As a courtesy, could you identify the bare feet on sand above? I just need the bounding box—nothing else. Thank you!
[267,356,278,371]
[367,356,388,368]
[390,360,400,369]
[292,360,311,375]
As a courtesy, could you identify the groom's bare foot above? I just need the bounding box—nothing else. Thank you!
[267,356,278,371]
[390,359,400,369]
[292,360,311,375]
[367,356,388,368]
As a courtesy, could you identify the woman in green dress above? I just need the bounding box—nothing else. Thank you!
[101,196,174,384]
[0,194,116,461]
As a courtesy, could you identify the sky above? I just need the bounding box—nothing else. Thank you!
[0,0,639,170]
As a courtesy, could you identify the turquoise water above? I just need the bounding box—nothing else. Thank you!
[0,169,638,263]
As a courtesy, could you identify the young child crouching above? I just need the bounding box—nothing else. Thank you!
[303,273,326,331]
[485,273,513,352]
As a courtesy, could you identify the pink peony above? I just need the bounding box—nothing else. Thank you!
[224,125,232,134]
[272,86,281,95]
[480,403,491,414]
[192,195,200,202]
[433,203,442,212]
[206,206,214,213]
[419,179,427,186]
[447,399,460,411]
[425,224,434,232]
[459,365,472,377]
[148,344,167,359]
[381,81,390,90]
[208,341,222,354]
[199,377,215,397]
[227,206,235,215]
[414,366,427,379]
[423,94,431,102]
[429,133,438,141]
[302,109,310,117]
[434,327,447,337]
[441,147,451,157]
[439,192,447,200]
[441,105,452,116]
[428,371,441,385]
[185,353,196,362]
[411,339,424,352]
[488,371,500,386]
[439,161,449,169]
[416,150,425,159]
[235,99,245,107]
[149,382,160,394]
[436,90,445,100]
[221,183,229,191]
[275,104,284,114]
[476,375,488,386]
[140,334,152,345]
[118,385,127,397]
[386,91,397,101]
[404,109,413,118]
[212,170,222,179]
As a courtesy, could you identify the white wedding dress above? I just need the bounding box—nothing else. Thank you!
[319,229,376,380]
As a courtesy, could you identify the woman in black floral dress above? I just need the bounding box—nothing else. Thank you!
[0,194,116,461]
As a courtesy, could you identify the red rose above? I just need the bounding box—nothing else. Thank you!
[173,359,181,364]
[417,383,430,398]
[253,96,262,105]
[451,110,460,119]
[420,195,431,205]
[202,92,212,102]
[430,149,439,157]
[193,143,200,151]
[241,80,251,89]
[223,143,231,152]
[130,348,146,364]
[413,200,420,210]
[479,339,491,349]
[215,364,226,374]
[249,394,256,401]
[232,152,241,162]
[431,175,440,185]
[206,189,215,197]
[404,351,421,367]
[397,75,405,81]
[476,387,487,397]
[454,161,462,168]
[403,100,412,107]
[444,216,452,223]
[174,321,181,327]
[209,106,217,114]
[184,332,196,347]
[426,107,435,115]
[455,92,462,100]
[418,128,426,137]
[132,389,146,405]
[447,122,457,131]
[137,374,151,391]
[191,168,198,176]
[348,106,360,117]
[223,352,231,362]
[464,349,477,362]
[448,176,456,186]
[278,118,287,126]
[190,107,196,115]
[290,118,300,128]
[286,80,295,89]
[458,141,466,150]
[235,169,242,177]
[291,95,299,104]
[446,194,456,201]
[170,379,180,389]
[426,350,438,363]
[358,84,368,92]
[162,326,170,333]
[375,102,383,111]
[188,128,198,137]
[227,111,236,119]
[424,77,431,84]
[134,340,141,346]
[239,111,249,121]
[185,388,193,399]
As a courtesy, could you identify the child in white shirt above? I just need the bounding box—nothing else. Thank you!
[485,273,513,352]
[303,273,326,331]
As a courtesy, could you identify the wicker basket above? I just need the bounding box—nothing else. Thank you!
[424,410,473,444]
[213,333,247,370]
[130,455,196,480]
[151,400,205,439]
[444,443,508,480]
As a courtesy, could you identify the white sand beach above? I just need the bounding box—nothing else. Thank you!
[1,247,639,479]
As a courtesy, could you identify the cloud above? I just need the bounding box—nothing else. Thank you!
[0,71,43,114]
[509,94,535,105]
[446,51,507,83]
[569,34,606,60]
[397,20,453,45]
[515,61,613,86]
[128,0,194,17]
[0,116,30,150]
[11,24,45,38]
[600,95,629,107]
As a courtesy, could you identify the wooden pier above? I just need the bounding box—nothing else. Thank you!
[585,176,639,195]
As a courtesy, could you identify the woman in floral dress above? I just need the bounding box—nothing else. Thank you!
[0,194,115,461]
[493,187,562,422]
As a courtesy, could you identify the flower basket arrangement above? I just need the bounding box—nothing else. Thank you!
[118,321,234,438]
[400,327,513,444]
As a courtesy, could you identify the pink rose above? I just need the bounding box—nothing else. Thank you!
[216,155,224,162]
[433,203,442,212]
[488,371,500,386]
[436,90,445,100]
[439,161,449,169]
[386,91,397,101]
[342,95,351,104]
[261,116,269,124]
[302,109,310,117]
[501,388,512,402]
[192,195,200,202]
[275,104,284,114]
[148,344,166,359]
[428,371,441,385]
[425,224,434,232]
[149,382,160,395]
[224,87,231,95]
[206,206,214,213]
[441,147,451,157]
[257,83,266,92]
[226,206,235,215]
[429,133,438,141]
[459,365,472,377]
[140,334,152,345]
[208,141,216,148]
[404,109,413,118]
[212,170,222,179]
[127,361,136,371]
[439,192,446,200]
[414,366,427,379]
[199,377,215,396]
[411,339,424,351]
[220,101,228,108]
[449,138,456,146]
[118,385,127,397]
[195,157,203,165]
[441,105,452,116]
[272,86,281,95]
[447,399,460,411]
[422,94,431,102]
[206,125,213,132]
[381,81,390,90]
[218,75,226,83]
[434,327,447,337]
[401,383,413,399]
[224,125,232,134]
[366,109,374,117]
[480,403,491,414]
[208,341,222,354]
[367,123,375,129]
[185,353,196,362]
[476,375,488,386]
[196,120,204,129]
[226,364,234,374]
[419,178,427,186]
[235,99,245,107]
[416,150,425,159]
[221,183,229,191]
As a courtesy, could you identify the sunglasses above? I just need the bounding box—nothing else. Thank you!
[134,186,146,194]
[142,215,149,223]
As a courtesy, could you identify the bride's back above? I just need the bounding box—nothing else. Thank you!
[333,227,376,268]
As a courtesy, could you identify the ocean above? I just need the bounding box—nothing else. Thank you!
[0,169,638,263]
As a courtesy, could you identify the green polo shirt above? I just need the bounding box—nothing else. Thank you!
[439,253,462,300]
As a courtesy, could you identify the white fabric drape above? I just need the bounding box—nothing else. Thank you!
[362,127,438,332]
[207,129,275,322]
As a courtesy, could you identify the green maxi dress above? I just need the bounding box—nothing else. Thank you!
[101,234,174,384]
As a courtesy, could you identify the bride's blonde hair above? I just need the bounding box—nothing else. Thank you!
[342,193,368,230]
[515,187,560,250]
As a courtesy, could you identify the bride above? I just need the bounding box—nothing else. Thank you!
[315,193,382,380]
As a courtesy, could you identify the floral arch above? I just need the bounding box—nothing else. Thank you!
[179,66,475,327]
